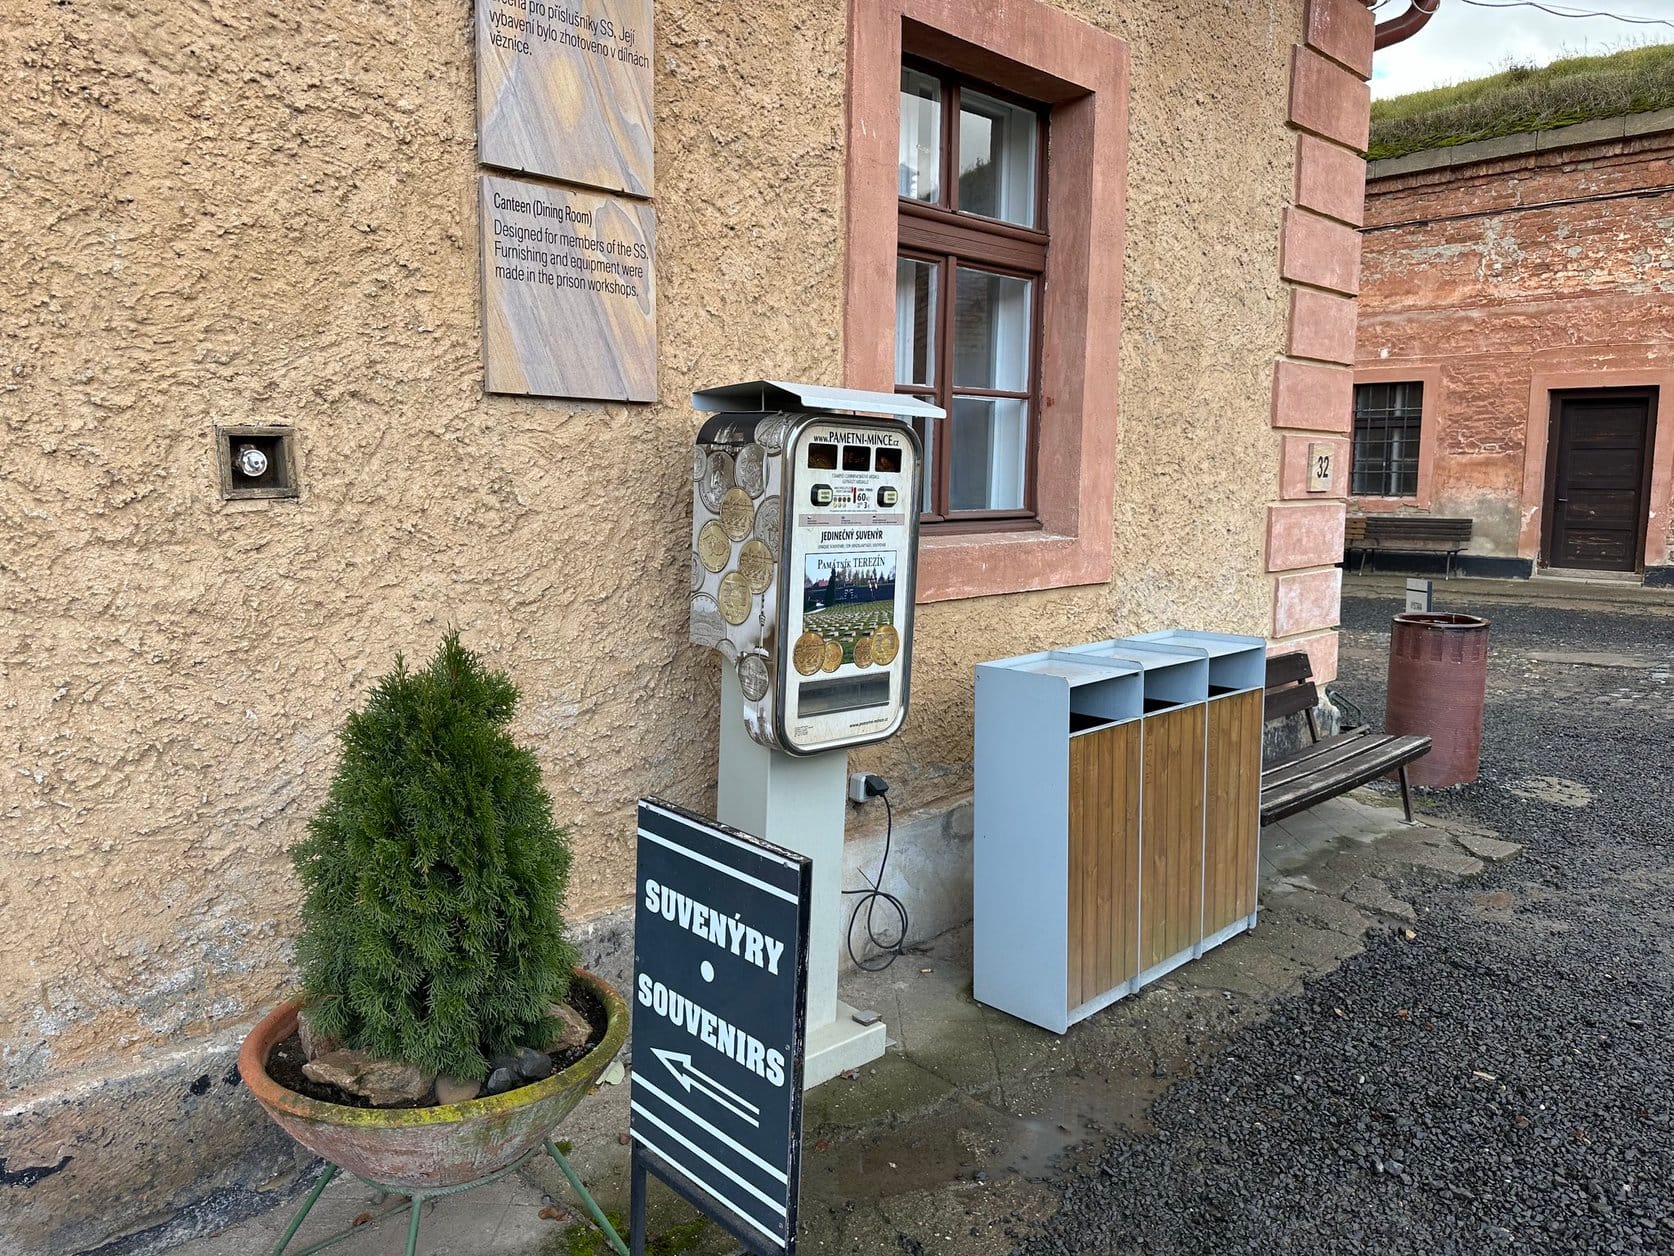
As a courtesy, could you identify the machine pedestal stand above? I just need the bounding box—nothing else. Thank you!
[717,668,887,1088]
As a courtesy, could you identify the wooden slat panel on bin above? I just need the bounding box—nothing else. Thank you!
[1107,723,1140,994]
[1065,723,1140,1008]
[1141,705,1205,972]
[1123,723,1141,982]
[1204,690,1262,935]
[1067,734,1086,1008]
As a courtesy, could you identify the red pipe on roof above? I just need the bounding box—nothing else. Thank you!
[1367,0,1439,50]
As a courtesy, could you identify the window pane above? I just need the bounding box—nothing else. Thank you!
[959,89,1038,227]
[899,69,942,203]
[894,258,938,388]
[949,396,1028,511]
[1352,382,1422,497]
[953,268,1032,391]
[912,409,936,514]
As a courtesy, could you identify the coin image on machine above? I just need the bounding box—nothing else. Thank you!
[793,631,825,677]
[737,538,775,595]
[754,413,792,454]
[852,635,874,668]
[737,651,771,702]
[717,571,753,626]
[753,495,783,552]
[735,443,768,499]
[697,520,732,573]
[689,593,727,650]
[870,624,901,666]
[719,487,756,542]
[692,447,706,482]
[821,640,843,673]
[700,450,734,513]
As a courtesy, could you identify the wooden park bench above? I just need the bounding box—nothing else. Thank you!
[1261,652,1431,825]
[1344,515,1473,578]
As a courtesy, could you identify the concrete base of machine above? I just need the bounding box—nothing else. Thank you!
[802,1002,889,1089]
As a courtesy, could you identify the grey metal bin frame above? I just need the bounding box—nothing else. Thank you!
[973,630,1266,1033]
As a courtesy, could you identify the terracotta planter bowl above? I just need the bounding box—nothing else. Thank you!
[239,969,627,1189]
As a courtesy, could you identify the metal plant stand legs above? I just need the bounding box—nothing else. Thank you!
[270,1143,628,1256]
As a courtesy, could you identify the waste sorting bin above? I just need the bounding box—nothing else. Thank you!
[972,630,1266,1033]
[1385,612,1490,787]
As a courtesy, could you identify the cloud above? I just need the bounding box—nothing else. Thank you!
[1370,1,1674,99]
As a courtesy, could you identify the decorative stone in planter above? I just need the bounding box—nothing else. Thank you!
[239,969,627,1190]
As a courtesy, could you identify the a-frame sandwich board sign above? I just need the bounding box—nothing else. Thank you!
[629,798,811,1255]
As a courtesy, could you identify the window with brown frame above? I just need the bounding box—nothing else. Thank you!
[895,62,1048,525]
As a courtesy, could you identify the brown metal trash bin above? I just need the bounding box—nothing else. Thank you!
[1385,612,1490,787]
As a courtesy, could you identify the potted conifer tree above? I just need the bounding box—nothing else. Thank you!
[239,635,627,1190]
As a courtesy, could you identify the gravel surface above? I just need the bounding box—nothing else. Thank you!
[1016,597,1674,1255]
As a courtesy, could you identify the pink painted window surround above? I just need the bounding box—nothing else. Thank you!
[1350,364,1440,512]
[845,0,1128,604]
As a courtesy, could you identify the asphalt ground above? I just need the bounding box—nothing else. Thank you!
[1014,596,1674,1255]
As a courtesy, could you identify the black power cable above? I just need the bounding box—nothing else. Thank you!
[842,781,911,972]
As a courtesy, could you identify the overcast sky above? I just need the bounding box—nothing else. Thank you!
[1370,0,1674,99]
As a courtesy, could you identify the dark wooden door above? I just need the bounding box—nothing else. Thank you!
[1547,393,1653,571]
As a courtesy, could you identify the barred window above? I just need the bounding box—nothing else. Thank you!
[1351,382,1423,497]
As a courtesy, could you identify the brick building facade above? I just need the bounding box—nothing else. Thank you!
[1356,111,1674,585]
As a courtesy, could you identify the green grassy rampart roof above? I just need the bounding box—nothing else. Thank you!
[1369,42,1674,161]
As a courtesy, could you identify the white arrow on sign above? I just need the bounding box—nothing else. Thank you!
[651,1047,761,1128]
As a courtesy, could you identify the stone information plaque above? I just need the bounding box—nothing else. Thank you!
[480,173,657,402]
[477,0,654,197]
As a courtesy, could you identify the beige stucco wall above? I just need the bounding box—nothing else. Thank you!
[1,0,1295,1103]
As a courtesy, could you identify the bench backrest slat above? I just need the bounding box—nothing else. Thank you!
[1356,516,1472,541]
[1264,651,1318,723]
[1266,652,1312,686]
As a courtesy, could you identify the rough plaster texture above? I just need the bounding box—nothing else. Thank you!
[1,0,846,1090]
[0,0,1300,1248]
[1359,129,1674,566]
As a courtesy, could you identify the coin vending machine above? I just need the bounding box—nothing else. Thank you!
[689,381,931,756]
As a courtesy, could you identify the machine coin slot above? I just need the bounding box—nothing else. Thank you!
[842,446,872,471]
[807,442,839,469]
[797,673,891,716]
